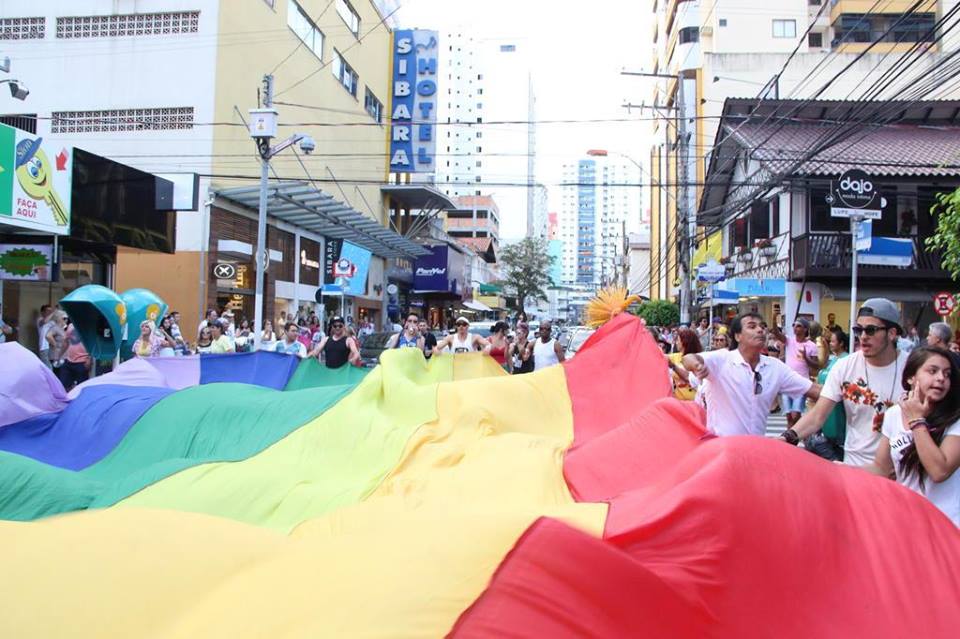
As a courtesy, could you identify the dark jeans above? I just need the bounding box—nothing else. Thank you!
[58,361,89,390]
[804,431,844,462]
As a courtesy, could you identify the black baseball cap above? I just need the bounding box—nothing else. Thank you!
[330,316,345,325]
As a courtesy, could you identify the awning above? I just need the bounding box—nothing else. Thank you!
[381,184,458,211]
[216,181,428,259]
[691,232,722,267]
[463,299,493,312]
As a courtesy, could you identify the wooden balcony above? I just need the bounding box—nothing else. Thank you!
[790,232,949,281]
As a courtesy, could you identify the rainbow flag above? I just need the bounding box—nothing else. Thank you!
[0,314,957,638]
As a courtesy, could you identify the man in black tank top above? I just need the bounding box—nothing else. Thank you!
[310,316,360,368]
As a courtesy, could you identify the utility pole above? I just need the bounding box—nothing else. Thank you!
[621,70,693,323]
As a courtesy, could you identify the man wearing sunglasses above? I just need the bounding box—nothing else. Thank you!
[784,298,908,467]
[683,313,820,436]
[433,316,490,355]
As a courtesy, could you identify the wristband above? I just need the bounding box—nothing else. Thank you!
[909,419,929,431]
[781,428,800,446]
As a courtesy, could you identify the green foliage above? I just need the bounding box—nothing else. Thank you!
[498,237,556,309]
[927,188,960,281]
[631,300,680,327]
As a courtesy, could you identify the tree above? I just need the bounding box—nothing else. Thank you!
[631,300,680,327]
[927,188,960,280]
[498,237,555,310]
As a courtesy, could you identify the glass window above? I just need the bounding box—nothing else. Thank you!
[679,26,699,44]
[364,87,383,123]
[287,0,324,59]
[336,0,360,36]
[772,19,796,38]
[808,32,823,48]
[331,49,358,97]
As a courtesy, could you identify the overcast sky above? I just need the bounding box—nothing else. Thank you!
[397,0,652,238]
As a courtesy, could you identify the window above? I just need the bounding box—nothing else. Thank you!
[679,26,699,44]
[500,44,516,52]
[364,87,383,122]
[287,0,324,59]
[719,18,727,27]
[808,32,822,48]
[331,49,358,97]
[772,19,796,38]
[51,107,194,133]
[336,0,360,35]
[56,11,199,38]
[0,16,45,40]
[0,113,37,133]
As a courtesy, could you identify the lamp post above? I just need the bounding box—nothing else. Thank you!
[247,74,316,350]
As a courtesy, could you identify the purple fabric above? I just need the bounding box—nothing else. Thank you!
[0,342,69,428]
[67,356,200,399]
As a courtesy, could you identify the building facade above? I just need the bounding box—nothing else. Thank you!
[0,0,409,342]
[646,0,956,312]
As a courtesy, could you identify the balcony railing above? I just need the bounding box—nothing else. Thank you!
[791,232,947,279]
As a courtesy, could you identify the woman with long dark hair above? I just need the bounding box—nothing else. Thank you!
[665,327,703,400]
[868,346,960,525]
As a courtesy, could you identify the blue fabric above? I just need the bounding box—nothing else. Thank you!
[0,384,173,470]
[199,351,300,390]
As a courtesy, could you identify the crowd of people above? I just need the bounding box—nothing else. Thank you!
[659,298,960,526]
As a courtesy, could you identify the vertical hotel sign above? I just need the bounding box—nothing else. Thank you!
[389,29,439,173]
[0,123,72,235]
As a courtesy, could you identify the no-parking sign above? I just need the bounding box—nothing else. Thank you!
[933,292,956,317]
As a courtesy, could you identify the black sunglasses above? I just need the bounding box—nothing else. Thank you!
[852,325,887,337]
[753,370,762,395]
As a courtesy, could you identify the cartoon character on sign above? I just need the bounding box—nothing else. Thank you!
[333,257,357,280]
[15,138,69,226]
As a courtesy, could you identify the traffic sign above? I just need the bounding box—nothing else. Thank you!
[830,169,883,219]
[855,218,872,251]
[212,262,236,279]
[933,291,956,317]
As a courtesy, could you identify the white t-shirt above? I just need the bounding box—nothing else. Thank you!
[273,339,307,358]
[882,405,960,526]
[822,350,909,467]
[700,349,812,436]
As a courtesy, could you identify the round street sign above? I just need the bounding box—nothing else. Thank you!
[933,291,956,317]
[213,262,237,280]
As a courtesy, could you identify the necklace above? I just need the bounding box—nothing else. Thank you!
[863,351,901,431]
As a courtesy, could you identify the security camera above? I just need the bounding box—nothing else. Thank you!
[299,135,316,155]
[8,80,28,101]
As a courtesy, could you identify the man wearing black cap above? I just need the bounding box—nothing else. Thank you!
[310,315,360,368]
[784,298,909,467]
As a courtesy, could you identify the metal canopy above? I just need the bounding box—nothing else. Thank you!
[216,181,429,258]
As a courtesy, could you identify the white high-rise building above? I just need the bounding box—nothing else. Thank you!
[434,33,536,238]
[558,156,641,287]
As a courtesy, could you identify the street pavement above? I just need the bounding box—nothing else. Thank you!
[765,412,788,438]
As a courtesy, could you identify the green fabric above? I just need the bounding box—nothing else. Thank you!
[0,383,354,522]
[116,349,455,532]
[818,353,848,443]
[284,358,369,391]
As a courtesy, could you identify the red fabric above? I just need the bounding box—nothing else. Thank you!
[563,314,672,448]
[564,397,705,503]
[452,318,960,638]
[448,518,711,638]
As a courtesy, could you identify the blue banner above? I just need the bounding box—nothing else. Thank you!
[322,239,371,296]
[413,244,450,292]
[389,29,439,173]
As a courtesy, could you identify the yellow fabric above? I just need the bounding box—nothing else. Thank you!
[0,354,606,638]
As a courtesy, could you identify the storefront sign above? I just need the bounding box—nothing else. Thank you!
[323,239,371,296]
[299,237,321,286]
[213,262,237,279]
[389,29,439,173]
[727,278,786,297]
[0,124,73,235]
[696,260,726,283]
[829,169,882,219]
[0,243,54,281]
[413,244,451,292]
[857,237,913,267]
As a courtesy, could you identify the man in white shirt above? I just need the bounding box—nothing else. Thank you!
[683,313,820,437]
[273,322,307,358]
[785,298,909,467]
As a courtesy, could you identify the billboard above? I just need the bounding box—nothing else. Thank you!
[0,124,72,235]
[413,244,458,293]
[323,239,372,296]
[0,243,54,281]
[389,29,439,173]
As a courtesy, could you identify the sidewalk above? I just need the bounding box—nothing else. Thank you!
[765,412,787,439]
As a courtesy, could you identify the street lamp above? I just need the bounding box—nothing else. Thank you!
[247,74,316,350]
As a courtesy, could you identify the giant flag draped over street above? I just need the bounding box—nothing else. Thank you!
[0,314,958,637]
